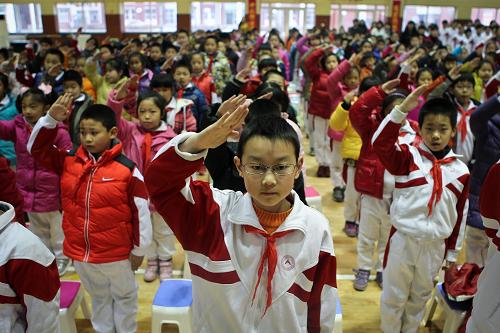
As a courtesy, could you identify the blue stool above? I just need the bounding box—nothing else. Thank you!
[151,279,193,333]
[427,283,467,333]
[334,297,343,333]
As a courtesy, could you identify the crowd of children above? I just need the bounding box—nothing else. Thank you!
[0,16,499,333]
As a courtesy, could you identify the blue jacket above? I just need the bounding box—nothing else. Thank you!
[0,95,18,165]
[178,82,208,131]
[467,94,500,229]
[34,72,65,96]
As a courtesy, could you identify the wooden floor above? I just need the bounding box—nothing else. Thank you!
[69,142,456,332]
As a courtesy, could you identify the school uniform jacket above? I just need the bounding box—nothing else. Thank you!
[0,201,60,333]
[27,114,152,263]
[372,107,470,262]
[145,133,338,333]
[480,159,500,251]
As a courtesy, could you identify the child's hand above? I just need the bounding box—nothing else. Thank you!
[344,90,357,103]
[381,79,400,94]
[180,102,249,153]
[115,76,139,100]
[349,52,362,65]
[160,56,174,71]
[448,64,463,81]
[216,94,247,118]
[235,67,252,83]
[397,84,428,114]
[129,254,144,271]
[47,64,62,77]
[48,93,73,122]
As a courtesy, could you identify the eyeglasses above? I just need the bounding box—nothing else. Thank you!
[241,163,297,176]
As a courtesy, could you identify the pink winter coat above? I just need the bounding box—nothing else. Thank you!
[107,92,177,174]
[327,60,355,141]
[0,114,72,212]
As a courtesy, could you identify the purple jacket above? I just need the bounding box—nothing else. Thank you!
[467,94,500,229]
[0,114,72,212]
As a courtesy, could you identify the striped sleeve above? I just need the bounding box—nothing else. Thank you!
[480,161,500,250]
[371,106,414,176]
[129,167,152,256]
[445,173,470,262]
[27,114,68,175]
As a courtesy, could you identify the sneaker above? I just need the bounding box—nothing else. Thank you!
[344,221,358,237]
[159,259,173,281]
[323,166,330,178]
[308,147,315,156]
[316,166,330,178]
[333,187,345,202]
[143,259,159,283]
[376,271,383,289]
[57,259,70,276]
[353,269,370,291]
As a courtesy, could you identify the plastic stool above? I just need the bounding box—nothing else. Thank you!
[426,283,467,333]
[151,279,193,333]
[305,186,322,212]
[333,297,343,333]
[59,280,91,333]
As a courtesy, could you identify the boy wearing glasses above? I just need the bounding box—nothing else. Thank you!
[145,98,338,332]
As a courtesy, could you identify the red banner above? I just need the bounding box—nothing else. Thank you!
[391,0,401,33]
[247,0,257,30]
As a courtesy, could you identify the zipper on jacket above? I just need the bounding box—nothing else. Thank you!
[83,167,97,262]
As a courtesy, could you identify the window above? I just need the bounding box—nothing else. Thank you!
[471,8,500,26]
[260,3,315,38]
[402,6,455,28]
[4,3,43,33]
[330,4,386,31]
[56,3,106,33]
[191,2,245,32]
[122,2,177,32]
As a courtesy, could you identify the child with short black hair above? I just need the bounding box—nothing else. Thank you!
[1,88,72,275]
[450,72,479,165]
[148,42,165,74]
[62,70,93,146]
[145,99,338,332]
[372,87,469,333]
[202,35,232,96]
[28,94,152,333]
[173,59,208,130]
[150,72,197,134]
[16,48,65,95]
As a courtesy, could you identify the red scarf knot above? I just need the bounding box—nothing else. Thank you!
[456,105,474,143]
[418,148,456,216]
[244,225,293,317]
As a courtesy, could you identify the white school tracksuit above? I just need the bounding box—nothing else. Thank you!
[467,159,500,333]
[357,122,418,273]
[145,133,339,333]
[373,108,470,333]
[0,201,60,333]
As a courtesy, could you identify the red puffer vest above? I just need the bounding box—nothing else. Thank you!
[60,141,136,263]
[351,86,420,199]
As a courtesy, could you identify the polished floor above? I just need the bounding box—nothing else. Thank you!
[67,145,456,332]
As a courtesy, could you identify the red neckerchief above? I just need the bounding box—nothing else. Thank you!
[207,54,215,73]
[456,103,475,142]
[177,87,184,99]
[418,147,456,216]
[244,225,293,317]
[141,132,152,170]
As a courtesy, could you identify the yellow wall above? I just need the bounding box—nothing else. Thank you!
[2,0,499,19]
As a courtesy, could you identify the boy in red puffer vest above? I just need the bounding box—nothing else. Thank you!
[28,94,152,333]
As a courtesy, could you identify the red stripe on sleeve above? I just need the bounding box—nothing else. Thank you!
[307,251,337,333]
[446,174,470,253]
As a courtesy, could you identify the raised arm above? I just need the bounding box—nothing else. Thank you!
[303,48,325,82]
[27,94,74,175]
[371,85,427,176]
[145,97,248,248]
[327,58,353,103]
